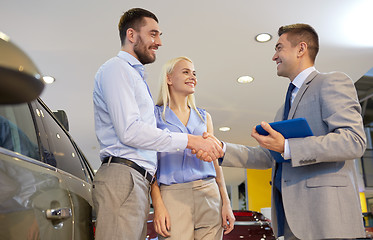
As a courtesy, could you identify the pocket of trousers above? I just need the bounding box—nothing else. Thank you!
[92,169,135,208]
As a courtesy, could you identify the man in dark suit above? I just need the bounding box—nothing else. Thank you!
[203,24,366,239]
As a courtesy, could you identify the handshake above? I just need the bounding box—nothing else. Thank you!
[186,121,287,162]
[187,121,286,162]
[187,132,223,162]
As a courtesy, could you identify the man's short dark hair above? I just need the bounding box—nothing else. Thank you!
[278,23,319,63]
[118,8,158,46]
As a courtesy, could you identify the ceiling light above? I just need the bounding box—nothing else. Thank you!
[0,32,10,41]
[255,33,272,43]
[237,76,254,84]
[342,1,373,47]
[219,127,230,132]
[42,75,55,84]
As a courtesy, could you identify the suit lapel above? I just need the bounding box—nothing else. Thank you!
[288,71,319,119]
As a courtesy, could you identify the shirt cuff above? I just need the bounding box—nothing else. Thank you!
[169,132,188,152]
[222,141,227,153]
[218,141,227,165]
[283,139,291,160]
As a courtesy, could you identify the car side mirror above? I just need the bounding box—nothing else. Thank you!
[53,110,69,131]
[0,33,44,104]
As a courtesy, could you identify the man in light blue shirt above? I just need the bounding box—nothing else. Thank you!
[92,8,223,240]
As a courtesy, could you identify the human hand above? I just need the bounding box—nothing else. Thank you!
[221,203,235,234]
[251,121,285,153]
[153,202,171,237]
[202,132,223,148]
[191,132,223,161]
[187,134,223,162]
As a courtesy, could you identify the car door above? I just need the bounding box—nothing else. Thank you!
[0,102,74,240]
[32,99,94,239]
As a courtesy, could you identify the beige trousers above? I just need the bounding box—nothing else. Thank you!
[92,163,150,240]
[159,177,223,240]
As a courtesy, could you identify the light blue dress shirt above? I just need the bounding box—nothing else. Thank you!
[155,105,216,185]
[93,51,188,175]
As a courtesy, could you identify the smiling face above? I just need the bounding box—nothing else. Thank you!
[272,33,300,81]
[167,59,197,96]
[133,17,162,65]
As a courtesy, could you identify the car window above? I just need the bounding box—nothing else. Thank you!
[0,104,40,160]
[34,101,88,181]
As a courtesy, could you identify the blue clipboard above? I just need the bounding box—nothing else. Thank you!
[255,118,313,138]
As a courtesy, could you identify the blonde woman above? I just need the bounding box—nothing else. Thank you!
[151,56,235,239]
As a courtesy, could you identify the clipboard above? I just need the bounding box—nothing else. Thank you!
[255,118,313,138]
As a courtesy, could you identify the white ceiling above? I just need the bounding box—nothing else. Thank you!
[1,0,373,183]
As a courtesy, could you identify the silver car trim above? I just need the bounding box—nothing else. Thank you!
[234,221,271,226]
[0,146,92,184]
[0,146,56,171]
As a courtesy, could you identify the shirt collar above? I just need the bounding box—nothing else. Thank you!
[117,51,145,79]
[162,105,203,133]
[292,66,316,89]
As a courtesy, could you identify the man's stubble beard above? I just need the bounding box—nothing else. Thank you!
[134,36,156,65]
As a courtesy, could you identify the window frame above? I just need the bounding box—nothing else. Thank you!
[31,98,94,183]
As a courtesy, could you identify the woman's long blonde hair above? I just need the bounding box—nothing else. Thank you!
[156,56,203,122]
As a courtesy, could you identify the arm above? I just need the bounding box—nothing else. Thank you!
[251,73,366,167]
[290,72,366,166]
[196,131,273,169]
[98,61,187,152]
[150,179,171,237]
[206,112,235,234]
[213,159,235,234]
[98,61,222,160]
[223,142,273,169]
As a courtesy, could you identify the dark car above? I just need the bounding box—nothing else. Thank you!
[224,210,275,240]
[0,98,95,239]
[146,210,275,240]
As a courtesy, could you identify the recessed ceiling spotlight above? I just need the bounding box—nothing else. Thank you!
[255,33,272,43]
[237,76,254,84]
[219,126,231,132]
[42,75,55,84]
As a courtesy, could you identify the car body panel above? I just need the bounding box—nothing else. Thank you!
[0,100,94,240]
[0,148,73,239]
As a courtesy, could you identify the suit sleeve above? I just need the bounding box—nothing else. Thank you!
[222,142,273,169]
[289,72,366,167]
